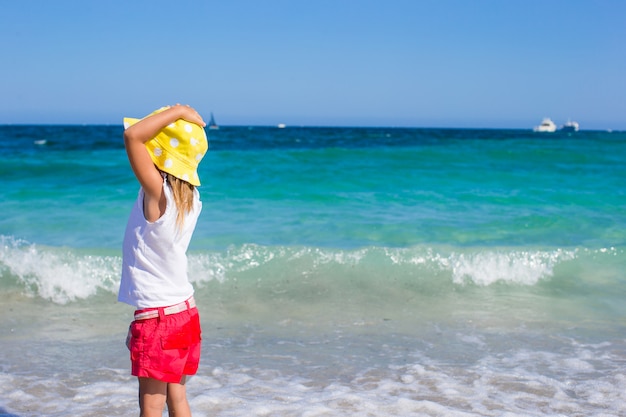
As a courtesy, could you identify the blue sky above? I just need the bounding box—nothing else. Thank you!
[1,0,624,129]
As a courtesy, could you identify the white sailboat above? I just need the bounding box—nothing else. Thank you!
[208,112,219,130]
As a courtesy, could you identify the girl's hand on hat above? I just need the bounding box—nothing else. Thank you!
[173,104,206,127]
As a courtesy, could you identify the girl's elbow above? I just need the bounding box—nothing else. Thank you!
[123,129,138,145]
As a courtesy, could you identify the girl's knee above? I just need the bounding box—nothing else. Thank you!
[138,377,167,416]
[167,382,187,402]
[166,381,191,416]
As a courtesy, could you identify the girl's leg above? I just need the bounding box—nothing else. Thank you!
[138,377,167,417]
[167,376,191,417]
[166,376,191,417]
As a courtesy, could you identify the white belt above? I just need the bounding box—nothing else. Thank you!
[134,297,196,321]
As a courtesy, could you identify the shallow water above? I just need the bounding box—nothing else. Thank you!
[1,126,625,415]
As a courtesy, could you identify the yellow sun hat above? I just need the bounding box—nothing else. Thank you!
[123,106,209,186]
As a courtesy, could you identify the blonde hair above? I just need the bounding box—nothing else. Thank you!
[166,173,196,229]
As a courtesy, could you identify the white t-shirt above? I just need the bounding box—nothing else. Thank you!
[118,178,201,309]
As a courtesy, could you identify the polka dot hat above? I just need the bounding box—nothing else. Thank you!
[123,107,209,186]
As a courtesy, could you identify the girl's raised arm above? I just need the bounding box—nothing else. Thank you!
[124,105,205,220]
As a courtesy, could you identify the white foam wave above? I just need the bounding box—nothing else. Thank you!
[191,244,582,286]
[383,246,581,286]
[2,347,626,417]
[1,235,616,304]
[444,249,577,286]
[0,236,120,304]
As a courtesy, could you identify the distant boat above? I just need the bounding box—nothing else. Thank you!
[560,120,579,132]
[277,123,286,129]
[533,118,557,132]
[208,112,219,130]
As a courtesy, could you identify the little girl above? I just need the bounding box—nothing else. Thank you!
[118,104,208,417]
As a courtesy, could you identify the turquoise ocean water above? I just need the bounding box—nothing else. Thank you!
[1,125,625,416]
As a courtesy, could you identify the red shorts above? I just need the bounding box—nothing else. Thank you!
[127,303,202,383]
